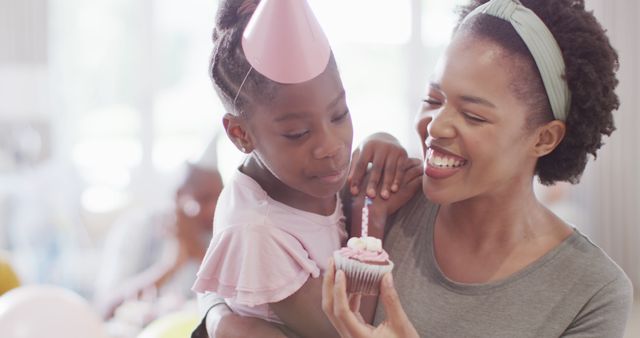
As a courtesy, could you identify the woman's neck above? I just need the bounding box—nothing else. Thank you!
[240,155,337,215]
[433,179,574,283]
[438,180,569,250]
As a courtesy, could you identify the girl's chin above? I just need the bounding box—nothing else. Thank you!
[308,181,346,199]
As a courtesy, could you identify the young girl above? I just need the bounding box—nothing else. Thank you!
[191,1,420,337]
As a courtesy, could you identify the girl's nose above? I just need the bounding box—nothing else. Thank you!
[312,128,345,160]
[313,140,345,160]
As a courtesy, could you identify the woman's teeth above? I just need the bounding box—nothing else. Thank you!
[428,151,466,168]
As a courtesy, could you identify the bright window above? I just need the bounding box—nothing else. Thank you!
[49,0,461,213]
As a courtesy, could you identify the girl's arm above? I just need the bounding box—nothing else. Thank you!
[270,276,339,338]
[196,292,290,338]
[214,312,292,338]
[199,279,339,338]
[349,158,423,239]
[348,132,423,237]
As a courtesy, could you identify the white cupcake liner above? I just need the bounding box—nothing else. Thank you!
[333,251,394,295]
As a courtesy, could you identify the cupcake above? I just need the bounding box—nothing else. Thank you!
[333,236,393,295]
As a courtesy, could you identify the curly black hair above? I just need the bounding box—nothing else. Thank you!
[210,0,337,117]
[455,0,619,185]
[209,0,274,116]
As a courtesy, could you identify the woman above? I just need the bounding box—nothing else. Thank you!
[322,0,632,337]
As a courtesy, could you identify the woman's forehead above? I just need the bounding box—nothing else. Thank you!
[433,36,515,89]
[429,35,535,123]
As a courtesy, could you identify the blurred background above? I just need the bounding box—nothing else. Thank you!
[0,0,637,337]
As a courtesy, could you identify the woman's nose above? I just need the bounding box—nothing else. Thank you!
[426,108,456,140]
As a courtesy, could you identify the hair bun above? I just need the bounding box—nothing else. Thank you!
[216,0,260,31]
[568,0,585,9]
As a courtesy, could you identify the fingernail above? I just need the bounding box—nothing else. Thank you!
[381,190,389,199]
[391,184,399,192]
[367,188,376,197]
[351,186,359,195]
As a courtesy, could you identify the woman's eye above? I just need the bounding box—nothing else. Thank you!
[463,112,487,123]
[283,130,309,140]
[332,110,350,122]
[422,98,442,106]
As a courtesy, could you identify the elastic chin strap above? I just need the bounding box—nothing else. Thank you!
[233,66,253,115]
[463,0,570,121]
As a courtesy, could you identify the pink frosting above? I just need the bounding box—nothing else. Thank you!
[338,247,389,263]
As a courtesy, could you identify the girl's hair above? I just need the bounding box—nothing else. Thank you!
[455,0,619,185]
[210,0,337,117]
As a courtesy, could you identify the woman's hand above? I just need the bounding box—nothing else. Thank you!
[348,133,409,200]
[322,259,419,338]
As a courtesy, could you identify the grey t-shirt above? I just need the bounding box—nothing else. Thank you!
[374,193,633,338]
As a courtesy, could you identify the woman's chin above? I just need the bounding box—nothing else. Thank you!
[422,176,456,205]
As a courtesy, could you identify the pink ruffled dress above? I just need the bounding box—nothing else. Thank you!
[192,169,347,324]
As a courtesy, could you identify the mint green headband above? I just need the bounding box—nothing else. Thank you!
[463,0,570,121]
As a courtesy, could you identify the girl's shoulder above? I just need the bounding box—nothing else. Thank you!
[213,169,277,232]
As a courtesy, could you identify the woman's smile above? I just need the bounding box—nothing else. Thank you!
[424,146,468,179]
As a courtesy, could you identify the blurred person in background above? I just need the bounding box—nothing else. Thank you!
[94,138,223,331]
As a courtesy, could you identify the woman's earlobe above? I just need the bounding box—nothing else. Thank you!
[533,120,566,157]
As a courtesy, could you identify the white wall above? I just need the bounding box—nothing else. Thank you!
[579,0,640,295]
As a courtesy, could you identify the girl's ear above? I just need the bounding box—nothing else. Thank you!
[532,119,566,158]
[223,113,254,153]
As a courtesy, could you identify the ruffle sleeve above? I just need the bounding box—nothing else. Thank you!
[192,225,320,307]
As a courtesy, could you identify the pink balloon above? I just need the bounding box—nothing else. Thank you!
[0,285,108,338]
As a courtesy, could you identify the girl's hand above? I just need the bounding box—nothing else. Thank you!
[348,133,408,200]
[322,259,419,338]
[349,158,423,239]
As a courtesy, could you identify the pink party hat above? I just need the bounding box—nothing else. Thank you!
[242,0,331,84]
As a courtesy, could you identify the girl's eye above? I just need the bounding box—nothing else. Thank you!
[332,110,350,122]
[283,130,309,140]
[463,112,487,123]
